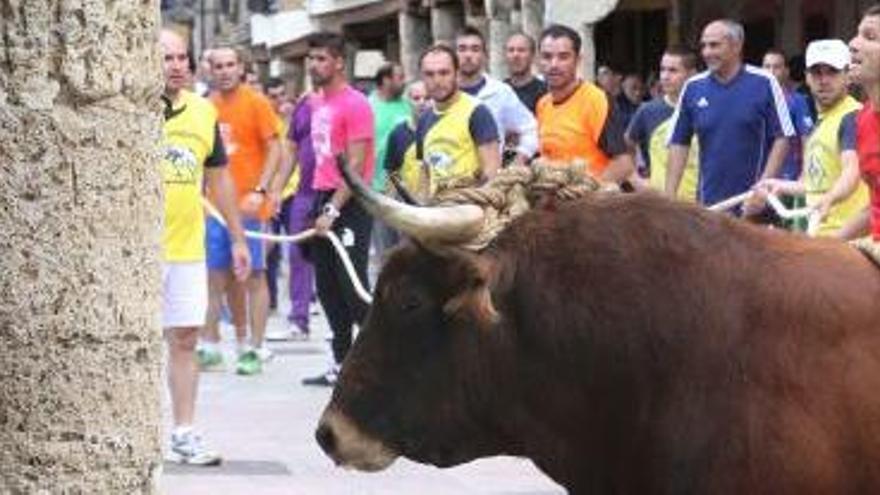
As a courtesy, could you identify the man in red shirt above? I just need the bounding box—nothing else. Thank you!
[842,5,880,241]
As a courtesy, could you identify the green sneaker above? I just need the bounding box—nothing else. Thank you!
[236,350,262,376]
[197,348,225,372]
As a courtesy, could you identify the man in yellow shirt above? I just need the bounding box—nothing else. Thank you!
[416,44,501,197]
[756,39,868,236]
[160,29,249,465]
[625,46,700,200]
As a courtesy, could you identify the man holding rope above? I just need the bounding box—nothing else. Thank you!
[666,19,794,215]
[159,30,249,465]
[755,39,867,237]
[204,46,282,375]
[298,32,376,387]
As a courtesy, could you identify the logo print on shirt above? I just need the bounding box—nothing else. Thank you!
[697,97,709,108]
[218,123,237,155]
[162,145,198,185]
[426,150,454,172]
[805,153,826,188]
[312,106,333,166]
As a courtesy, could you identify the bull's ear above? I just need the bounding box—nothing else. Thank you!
[442,254,500,330]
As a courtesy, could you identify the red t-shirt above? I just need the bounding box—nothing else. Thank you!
[856,102,880,240]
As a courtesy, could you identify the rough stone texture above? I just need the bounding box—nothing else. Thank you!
[398,9,431,83]
[431,2,464,46]
[543,0,617,80]
[0,0,164,492]
[519,0,543,44]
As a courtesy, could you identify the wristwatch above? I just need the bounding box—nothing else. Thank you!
[321,203,341,219]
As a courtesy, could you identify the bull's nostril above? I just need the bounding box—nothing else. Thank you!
[316,422,337,456]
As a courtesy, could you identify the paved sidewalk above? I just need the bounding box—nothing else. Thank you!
[160,289,563,494]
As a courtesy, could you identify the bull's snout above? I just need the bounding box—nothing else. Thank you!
[315,420,338,458]
[315,409,399,472]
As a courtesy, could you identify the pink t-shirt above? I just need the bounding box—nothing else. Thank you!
[311,86,375,191]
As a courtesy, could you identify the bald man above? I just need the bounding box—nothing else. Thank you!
[160,29,249,465]
[666,19,795,215]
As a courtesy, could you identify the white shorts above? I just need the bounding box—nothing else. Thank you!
[162,262,208,329]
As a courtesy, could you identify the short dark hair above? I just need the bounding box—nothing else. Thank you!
[540,24,582,55]
[507,31,537,54]
[664,45,699,71]
[764,48,789,66]
[265,77,284,90]
[308,31,346,58]
[210,44,243,64]
[374,63,401,87]
[864,4,880,18]
[419,43,459,71]
[456,25,486,51]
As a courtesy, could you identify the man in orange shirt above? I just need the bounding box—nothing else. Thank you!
[201,46,282,376]
[536,24,635,183]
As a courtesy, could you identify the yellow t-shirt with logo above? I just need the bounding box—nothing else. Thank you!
[162,90,225,262]
[804,95,869,236]
[416,92,499,196]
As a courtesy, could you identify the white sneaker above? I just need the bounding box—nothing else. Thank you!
[255,347,274,362]
[265,329,293,342]
[169,431,222,466]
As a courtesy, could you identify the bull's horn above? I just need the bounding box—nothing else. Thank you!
[337,155,485,245]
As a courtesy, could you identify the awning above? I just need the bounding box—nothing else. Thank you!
[307,0,383,17]
[250,9,315,48]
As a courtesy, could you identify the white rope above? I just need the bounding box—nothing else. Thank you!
[201,198,373,304]
[707,191,822,237]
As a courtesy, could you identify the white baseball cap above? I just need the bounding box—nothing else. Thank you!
[805,39,851,70]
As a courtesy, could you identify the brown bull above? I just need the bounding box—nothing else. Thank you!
[316,164,880,494]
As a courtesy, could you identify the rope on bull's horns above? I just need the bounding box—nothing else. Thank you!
[428,159,607,250]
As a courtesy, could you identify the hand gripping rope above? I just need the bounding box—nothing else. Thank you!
[200,198,374,304]
[707,191,823,236]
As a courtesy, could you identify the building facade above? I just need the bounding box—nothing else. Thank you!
[161,0,876,94]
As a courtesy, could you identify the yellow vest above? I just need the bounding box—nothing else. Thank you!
[162,90,218,262]
[648,117,699,202]
[421,93,485,195]
[804,96,869,236]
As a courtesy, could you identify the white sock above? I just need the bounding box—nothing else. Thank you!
[172,425,193,438]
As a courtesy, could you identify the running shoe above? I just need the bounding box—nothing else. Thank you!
[168,431,222,466]
[236,350,262,375]
[196,348,225,372]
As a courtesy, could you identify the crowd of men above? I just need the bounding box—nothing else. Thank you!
[157,6,880,465]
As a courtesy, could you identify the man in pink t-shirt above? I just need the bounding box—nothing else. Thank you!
[298,32,375,386]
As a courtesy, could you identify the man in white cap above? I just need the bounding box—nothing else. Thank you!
[756,39,868,236]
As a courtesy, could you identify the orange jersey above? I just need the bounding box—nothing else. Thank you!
[536,82,612,175]
[212,85,280,220]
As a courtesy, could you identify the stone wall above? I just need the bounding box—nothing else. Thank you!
[0,0,164,491]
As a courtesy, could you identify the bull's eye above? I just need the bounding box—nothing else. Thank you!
[400,294,422,313]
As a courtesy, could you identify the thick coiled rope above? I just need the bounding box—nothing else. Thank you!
[428,159,605,250]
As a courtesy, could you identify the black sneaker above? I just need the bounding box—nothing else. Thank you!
[302,366,339,387]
